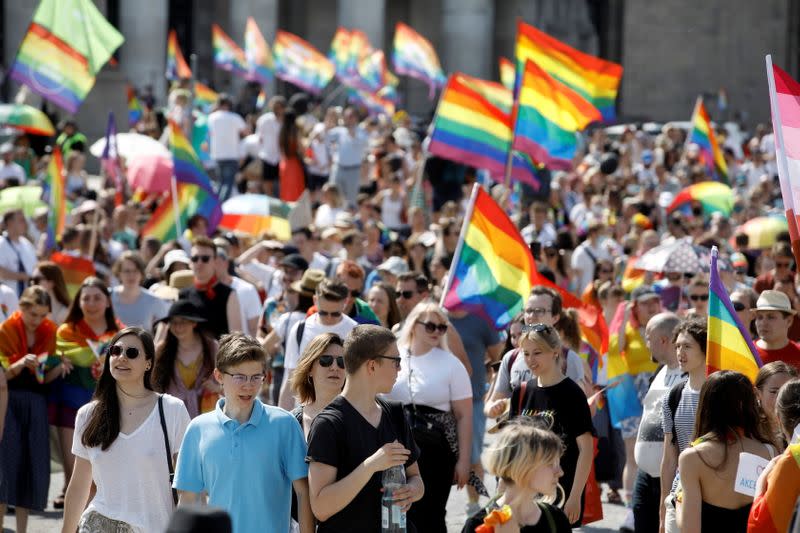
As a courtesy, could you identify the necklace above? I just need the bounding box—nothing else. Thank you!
[117,385,151,400]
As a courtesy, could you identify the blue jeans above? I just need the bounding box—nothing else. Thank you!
[215,159,238,201]
[471,399,486,464]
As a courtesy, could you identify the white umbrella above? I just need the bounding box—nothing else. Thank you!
[89,132,169,160]
[635,239,710,274]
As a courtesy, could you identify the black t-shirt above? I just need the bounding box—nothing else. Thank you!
[461,503,572,532]
[306,396,420,533]
[178,283,232,338]
[509,378,593,511]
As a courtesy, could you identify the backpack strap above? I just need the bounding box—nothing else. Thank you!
[667,381,686,446]
[517,380,528,416]
[537,502,557,532]
[158,395,178,506]
[295,320,306,352]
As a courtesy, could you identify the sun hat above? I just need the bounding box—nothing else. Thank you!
[290,268,325,296]
[163,249,191,271]
[753,290,797,315]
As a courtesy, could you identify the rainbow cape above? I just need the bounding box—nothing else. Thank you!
[43,147,66,249]
[244,17,273,84]
[688,97,729,184]
[515,20,621,122]
[512,59,600,170]
[707,246,762,381]
[9,0,124,113]
[499,57,515,91]
[212,24,248,76]
[273,30,335,95]
[51,251,96,298]
[127,84,143,127]
[166,29,192,80]
[194,82,218,111]
[748,441,800,532]
[392,22,446,98]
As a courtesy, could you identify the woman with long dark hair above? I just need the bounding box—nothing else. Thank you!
[31,261,71,325]
[152,300,219,418]
[677,371,776,532]
[49,277,120,509]
[278,109,305,202]
[62,327,190,533]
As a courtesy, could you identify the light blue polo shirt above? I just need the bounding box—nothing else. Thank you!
[174,398,308,533]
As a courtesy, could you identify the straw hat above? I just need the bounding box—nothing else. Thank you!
[753,290,797,315]
[290,269,325,297]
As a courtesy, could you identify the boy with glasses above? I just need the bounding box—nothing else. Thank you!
[279,279,358,409]
[174,333,313,533]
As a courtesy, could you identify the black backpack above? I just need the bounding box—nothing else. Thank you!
[666,380,687,446]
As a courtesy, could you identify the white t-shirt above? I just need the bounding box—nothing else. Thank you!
[386,346,472,412]
[72,395,190,533]
[0,284,19,321]
[284,313,358,370]
[256,112,281,165]
[0,235,37,294]
[570,240,611,293]
[634,365,686,477]
[314,204,343,229]
[230,276,262,336]
[207,110,247,161]
[0,162,25,183]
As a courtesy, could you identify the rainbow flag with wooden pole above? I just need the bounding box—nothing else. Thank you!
[687,97,729,184]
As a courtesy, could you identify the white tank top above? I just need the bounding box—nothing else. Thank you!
[381,192,404,229]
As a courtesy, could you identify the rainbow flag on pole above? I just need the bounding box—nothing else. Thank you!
[273,30,335,95]
[347,87,395,117]
[127,84,143,127]
[392,22,445,98]
[707,246,762,380]
[244,17,273,84]
[499,57,515,91]
[515,20,621,122]
[43,147,66,248]
[194,82,218,111]
[212,24,248,76]
[166,29,192,80]
[9,0,123,114]
[687,97,729,184]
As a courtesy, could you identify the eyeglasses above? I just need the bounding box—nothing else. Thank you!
[191,255,212,263]
[521,323,554,334]
[222,371,266,385]
[524,307,551,317]
[732,301,746,312]
[417,321,448,334]
[689,294,709,302]
[349,289,361,298]
[109,345,141,359]
[396,290,416,300]
[318,355,345,369]
[318,310,342,318]
[376,355,402,369]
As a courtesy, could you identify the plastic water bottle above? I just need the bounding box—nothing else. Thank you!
[381,465,407,532]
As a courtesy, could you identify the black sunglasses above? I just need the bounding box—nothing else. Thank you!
[109,345,141,359]
[318,310,342,318]
[396,290,416,300]
[417,321,448,334]
[191,254,212,263]
[732,301,746,312]
[521,323,554,334]
[689,294,709,302]
[376,355,402,369]
[318,355,345,369]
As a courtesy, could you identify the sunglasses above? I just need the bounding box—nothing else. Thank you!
[397,290,416,300]
[418,321,448,334]
[689,294,709,302]
[376,355,402,369]
[732,301,746,312]
[109,345,142,359]
[191,255,212,263]
[318,355,345,369]
[318,310,342,318]
[521,323,553,334]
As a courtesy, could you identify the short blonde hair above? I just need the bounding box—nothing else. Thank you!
[291,333,344,403]
[397,301,450,352]
[518,323,562,354]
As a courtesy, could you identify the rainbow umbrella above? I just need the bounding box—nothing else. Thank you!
[219,194,292,240]
[0,104,55,136]
[734,216,789,249]
[667,181,734,216]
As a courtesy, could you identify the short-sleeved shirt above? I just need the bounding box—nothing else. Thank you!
[0,235,36,294]
[111,288,169,331]
[284,314,358,371]
[386,346,472,411]
[449,313,501,399]
[756,341,800,371]
[306,396,420,533]
[173,398,309,533]
[207,110,247,160]
[661,381,701,455]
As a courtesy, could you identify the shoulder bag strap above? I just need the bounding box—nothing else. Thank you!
[517,380,528,415]
[537,502,557,532]
[158,394,179,506]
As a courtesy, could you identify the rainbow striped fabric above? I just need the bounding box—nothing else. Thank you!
[392,22,446,98]
[166,29,192,80]
[688,97,729,183]
[329,27,353,76]
[357,49,391,93]
[51,251,96,298]
[274,30,335,95]
[212,24,248,76]
[244,17,273,84]
[127,84,142,127]
[44,147,66,249]
[748,441,800,532]
[442,184,536,329]
[513,59,600,170]
[194,82,218,111]
[667,181,734,216]
[9,0,123,114]
[516,20,622,122]
[499,57,515,91]
[707,246,762,381]
[427,73,539,190]
[347,87,395,117]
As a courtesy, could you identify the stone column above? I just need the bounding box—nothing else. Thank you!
[119,0,168,100]
[441,0,493,79]
[338,0,386,49]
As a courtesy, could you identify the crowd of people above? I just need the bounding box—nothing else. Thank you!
[0,82,799,533]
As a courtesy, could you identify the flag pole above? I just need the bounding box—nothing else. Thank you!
[170,174,182,238]
[439,182,479,308]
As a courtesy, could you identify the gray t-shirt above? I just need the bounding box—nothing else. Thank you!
[111,288,169,332]
[494,347,586,396]
[449,313,501,399]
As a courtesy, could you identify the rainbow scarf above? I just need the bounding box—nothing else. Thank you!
[244,17,273,84]
[212,24,248,76]
[50,251,96,298]
[56,320,118,406]
[273,30,335,95]
[392,22,446,98]
[166,29,192,80]
[0,311,57,371]
[687,97,729,184]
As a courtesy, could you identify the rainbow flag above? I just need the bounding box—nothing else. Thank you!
[9,0,124,114]
[127,84,143,127]
[748,441,800,532]
[347,87,395,117]
[688,97,729,184]
[51,251,96,298]
[194,82,218,111]
[212,24,248,76]
[329,27,353,76]
[256,89,267,109]
[515,20,621,122]
[377,84,399,103]
[707,246,762,381]
[357,49,391,93]
[273,30,335,95]
[441,184,536,329]
[499,57,515,91]
[513,59,600,170]
[667,181,734,216]
[100,112,124,206]
[427,73,540,190]
[166,29,192,80]
[244,17,273,84]
[393,22,446,98]
[43,147,66,249]
[606,312,653,427]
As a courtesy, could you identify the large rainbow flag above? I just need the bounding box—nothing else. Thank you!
[43,147,66,248]
[127,84,143,127]
[212,24,248,76]
[329,27,353,77]
[427,73,540,190]
[273,30,335,95]
[166,29,192,80]
[244,17,273,84]
[687,97,729,184]
[51,251,95,299]
[512,59,600,170]
[707,246,762,381]
[9,0,123,114]
[441,184,536,329]
[515,20,621,122]
[392,22,446,98]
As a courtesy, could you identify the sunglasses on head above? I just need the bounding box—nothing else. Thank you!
[109,345,141,359]
[318,355,345,369]
[521,323,554,334]
[318,310,342,318]
[418,321,448,334]
[191,254,212,263]
[732,301,746,312]
[397,290,415,300]
[689,294,709,302]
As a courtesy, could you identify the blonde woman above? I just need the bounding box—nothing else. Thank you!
[387,301,472,533]
[461,419,571,532]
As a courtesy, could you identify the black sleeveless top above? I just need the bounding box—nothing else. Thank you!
[179,282,233,338]
[701,501,750,532]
